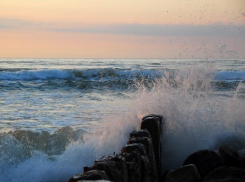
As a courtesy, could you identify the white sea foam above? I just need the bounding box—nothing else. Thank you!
[130,66,245,171]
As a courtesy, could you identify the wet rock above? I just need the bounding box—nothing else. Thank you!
[91,161,123,182]
[68,170,109,181]
[91,154,128,182]
[99,154,128,181]
[203,166,245,182]
[128,137,159,182]
[128,137,152,157]
[130,129,151,139]
[83,166,91,173]
[163,164,201,182]
[127,158,141,182]
[183,150,222,178]
[123,143,147,155]
[141,114,163,175]
[123,150,150,182]
[218,146,245,168]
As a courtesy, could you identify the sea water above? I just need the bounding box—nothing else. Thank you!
[0,58,245,181]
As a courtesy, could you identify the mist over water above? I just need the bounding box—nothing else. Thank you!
[132,66,245,171]
[0,59,245,181]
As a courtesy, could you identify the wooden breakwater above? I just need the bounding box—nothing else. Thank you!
[68,114,245,182]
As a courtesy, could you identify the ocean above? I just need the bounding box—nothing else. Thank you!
[0,58,245,181]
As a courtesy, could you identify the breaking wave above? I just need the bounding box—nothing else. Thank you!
[0,68,162,81]
[131,66,245,171]
[0,68,245,82]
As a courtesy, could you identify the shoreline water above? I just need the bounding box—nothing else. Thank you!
[0,59,245,181]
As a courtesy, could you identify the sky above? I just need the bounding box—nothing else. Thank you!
[0,0,245,59]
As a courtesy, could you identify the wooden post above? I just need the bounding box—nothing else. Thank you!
[141,114,163,176]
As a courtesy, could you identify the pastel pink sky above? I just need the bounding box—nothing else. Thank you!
[0,0,245,58]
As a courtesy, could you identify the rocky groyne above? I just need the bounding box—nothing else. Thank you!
[68,114,245,182]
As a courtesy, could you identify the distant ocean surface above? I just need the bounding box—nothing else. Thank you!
[0,58,245,181]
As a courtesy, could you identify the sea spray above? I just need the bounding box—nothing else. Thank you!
[130,65,245,172]
[0,102,141,182]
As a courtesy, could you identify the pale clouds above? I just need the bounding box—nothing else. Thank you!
[51,23,245,38]
[0,18,44,29]
[1,17,244,39]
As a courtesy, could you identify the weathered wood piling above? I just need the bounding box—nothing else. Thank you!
[68,114,245,182]
[68,114,163,182]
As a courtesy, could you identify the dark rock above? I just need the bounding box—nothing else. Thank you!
[127,157,142,182]
[128,137,159,182]
[163,164,201,182]
[91,154,128,182]
[218,146,245,168]
[183,150,222,178]
[130,129,151,139]
[128,137,152,156]
[109,155,128,181]
[123,150,150,182]
[141,114,163,175]
[68,170,110,181]
[123,143,147,155]
[83,166,91,173]
[91,161,123,182]
[203,166,245,182]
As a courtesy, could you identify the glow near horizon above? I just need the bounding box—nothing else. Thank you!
[0,0,245,58]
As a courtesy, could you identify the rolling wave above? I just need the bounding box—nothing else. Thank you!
[0,126,86,162]
[0,68,244,82]
[0,68,163,81]
[0,69,244,92]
